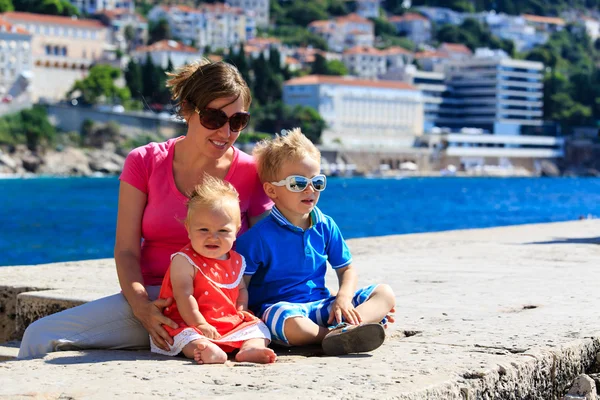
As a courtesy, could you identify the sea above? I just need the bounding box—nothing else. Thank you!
[1,176,599,267]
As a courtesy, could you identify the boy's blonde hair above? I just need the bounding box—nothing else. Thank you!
[253,128,321,182]
[186,174,241,227]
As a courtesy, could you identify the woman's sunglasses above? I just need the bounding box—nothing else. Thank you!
[195,107,250,132]
[270,174,327,192]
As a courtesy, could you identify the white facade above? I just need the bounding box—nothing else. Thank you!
[389,13,432,45]
[583,17,600,41]
[2,12,111,101]
[69,0,134,14]
[132,40,202,69]
[97,10,148,52]
[355,0,381,19]
[308,14,374,53]
[147,5,254,51]
[439,49,544,134]
[283,75,424,148]
[225,0,269,27]
[343,46,412,78]
[0,19,32,99]
[485,13,548,52]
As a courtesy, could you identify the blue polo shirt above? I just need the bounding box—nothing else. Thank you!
[236,205,353,316]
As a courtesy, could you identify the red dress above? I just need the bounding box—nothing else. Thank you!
[150,244,270,356]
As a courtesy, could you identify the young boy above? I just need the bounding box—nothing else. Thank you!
[236,128,396,356]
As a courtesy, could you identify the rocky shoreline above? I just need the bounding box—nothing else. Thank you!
[0,144,125,177]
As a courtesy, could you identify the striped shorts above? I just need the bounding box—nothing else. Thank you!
[260,284,380,344]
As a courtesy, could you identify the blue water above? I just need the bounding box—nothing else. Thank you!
[1,177,599,267]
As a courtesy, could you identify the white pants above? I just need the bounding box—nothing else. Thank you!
[17,286,161,359]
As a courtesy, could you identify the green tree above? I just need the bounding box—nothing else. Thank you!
[124,59,143,98]
[148,18,170,45]
[68,64,131,105]
[0,0,14,12]
[326,0,348,16]
[285,1,328,26]
[253,101,326,143]
[310,53,348,76]
[370,17,397,36]
[20,106,56,151]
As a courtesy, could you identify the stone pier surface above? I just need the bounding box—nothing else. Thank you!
[1,220,599,399]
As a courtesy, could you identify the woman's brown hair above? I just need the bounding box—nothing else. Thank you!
[166,58,252,120]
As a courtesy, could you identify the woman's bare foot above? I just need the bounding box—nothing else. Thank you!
[193,340,227,365]
[235,346,277,364]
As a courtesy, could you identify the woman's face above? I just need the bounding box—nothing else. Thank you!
[187,96,246,159]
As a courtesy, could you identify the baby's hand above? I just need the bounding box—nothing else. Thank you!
[327,295,362,325]
[197,322,221,339]
[237,310,255,322]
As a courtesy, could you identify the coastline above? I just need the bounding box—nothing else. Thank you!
[1,220,600,399]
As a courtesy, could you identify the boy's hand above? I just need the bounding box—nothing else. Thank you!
[196,322,221,340]
[327,295,362,325]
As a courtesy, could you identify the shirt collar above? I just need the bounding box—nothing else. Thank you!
[270,205,324,231]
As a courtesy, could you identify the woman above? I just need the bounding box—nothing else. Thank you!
[18,60,272,358]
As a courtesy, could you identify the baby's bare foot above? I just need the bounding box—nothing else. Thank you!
[193,340,227,365]
[235,347,277,364]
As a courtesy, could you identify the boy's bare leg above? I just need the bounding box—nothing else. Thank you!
[235,338,277,364]
[354,284,396,324]
[181,339,227,364]
[283,317,329,346]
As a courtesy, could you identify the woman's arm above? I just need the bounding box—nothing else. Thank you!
[249,210,270,227]
[114,181,177,350]
[170,255,220,339]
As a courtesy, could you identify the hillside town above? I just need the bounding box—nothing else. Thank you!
[0,0,598,176]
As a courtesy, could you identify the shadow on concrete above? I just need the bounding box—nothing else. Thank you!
[524,236,600,245]
[43,350,172,365]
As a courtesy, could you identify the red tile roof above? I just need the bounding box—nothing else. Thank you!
[440,42,472,54]
[389,13,428,23]
[2,11,106,29]
[344,46,384,56]
[97,9,147,23]
[414,50,448,59]
[0,16,29,35]
[135,40,198,54]
[522,14,565,26]
[285,75,417,91]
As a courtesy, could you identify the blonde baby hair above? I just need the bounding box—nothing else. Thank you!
[186,173,241,227]
[252,128,321,183]
[166,58,251,121]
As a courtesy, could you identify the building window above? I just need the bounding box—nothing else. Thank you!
[45,45,52,55]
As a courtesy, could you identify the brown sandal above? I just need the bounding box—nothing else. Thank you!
[322,323,385,356]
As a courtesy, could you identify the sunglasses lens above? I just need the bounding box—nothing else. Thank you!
[200,109,227,130]
[312,176,326,191]
[288,176,309,192]
[229,113,250,132]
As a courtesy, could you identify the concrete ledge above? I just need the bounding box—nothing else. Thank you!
[1,220,599,399]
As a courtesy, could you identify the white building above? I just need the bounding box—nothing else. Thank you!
[439,49,544,135]
[69,0,134,14]
[96,9,148,52]
[0,17,31,100]
[342,45,413,78]
[380,64,446,133]
[2,12,111,101]
[485,12,548,52]
[355,0,381,19]
[308,14,374,53]
[132,40,201,69]
[225,0,269,27]
[583,16,600,41]
[147,4,254,51]
[388,12,432,45]
[283,75,423,148]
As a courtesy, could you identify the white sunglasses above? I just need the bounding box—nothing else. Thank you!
[270,174,327,192]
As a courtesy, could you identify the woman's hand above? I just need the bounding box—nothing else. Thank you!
[132,297,178,352]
